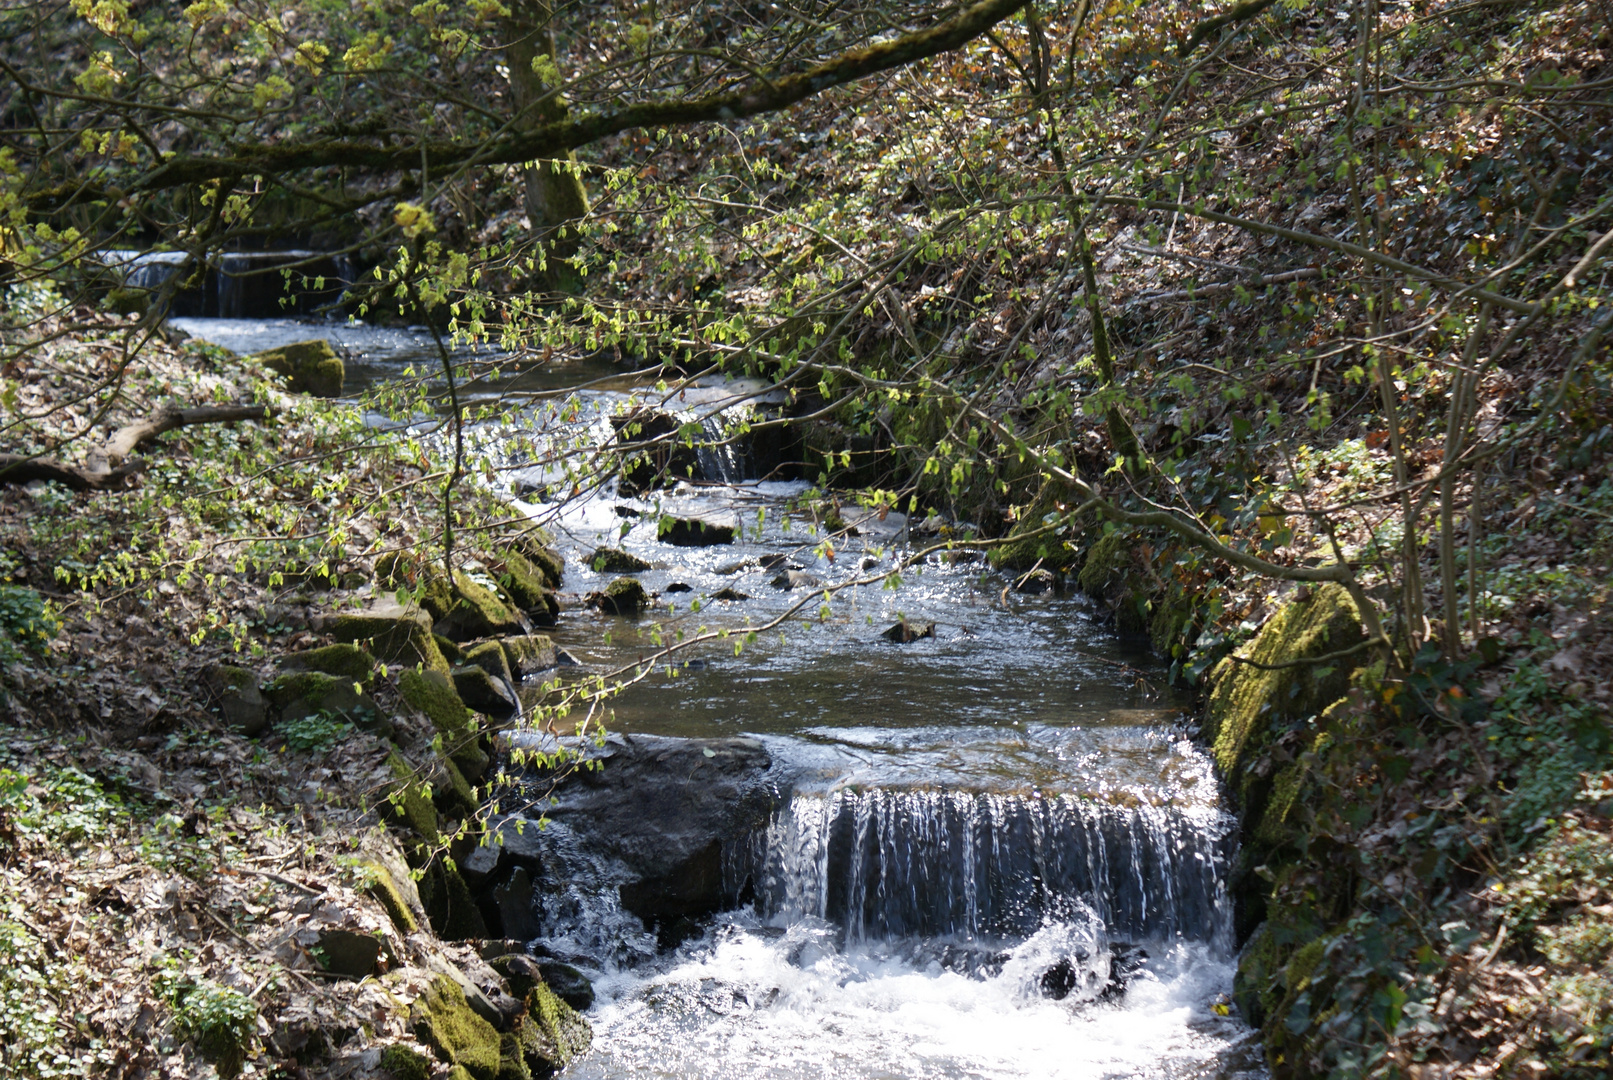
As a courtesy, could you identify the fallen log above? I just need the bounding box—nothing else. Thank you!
[0,403,273,492]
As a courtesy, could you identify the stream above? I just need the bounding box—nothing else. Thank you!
[175,315,1266,1080]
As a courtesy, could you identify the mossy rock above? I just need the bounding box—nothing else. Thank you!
[438,753,479,816]
[517,541,565,590]
[334,603,450,674]
[495,550,551,612]
[453,665,518,721]
[447,1068,477,1080]
[1076,531,1151,634]
[384,752,440,844]
[379,1043,432,1080]
[422,858,489,941]
[500,1031,532,1080]
[589,547,652,574]
[412,975,501,1080]
[399,668,489,779]
[465,640,513,686]
[521,982,592,1073]
[1203,584,1366,805]
[501,634,556,678]
[436,634,466,665]
[253,338,344,398]
[200,663,268,736]
[360,859,419,934]
[597,577,647,615]
[989,479,1080,571]
[282,643,375,683]
[437,574,524,641]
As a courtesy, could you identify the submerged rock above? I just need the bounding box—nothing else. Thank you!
[770,570,821,591]
[482,735,782,940]
[881,618,934,643]
[589,546,652,573]
[657,511,738,546]
[710,587,748,602]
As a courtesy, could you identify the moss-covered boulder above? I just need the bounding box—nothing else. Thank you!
[453,665,518,721]
[253,338,344,397]
[334,602,450,674]
[411,975,501,1080]
[464,640,513,685]
[991,479,1082,572]
[398,668,489,780]
[384,752,440,844]
[379,1043,432,1080]
[1204,584,1367,806]
[512,537,564,589]
[520,982,592,1074]
[200,664,268,736]
[437,575,524,642]
[500,634,556,678]
[439,754,478,816]
[435,634,466,665]
[595,577,647,615]
[494,550,552,614]
[282,643,375,683]
[589,546,652,573]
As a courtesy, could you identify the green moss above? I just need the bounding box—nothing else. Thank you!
[990,479,1079,571]
[334,608,450,674]
[380,1043,432,1080]
[411,975,501,1080]
[253,339,344,397]
[284,643,375,682]
[1076,531,1128,594]
[400,669,472,735]
[521,982,592,1073]
[447,1067,477,1080]
[438,574,524,640]
[384,752,440,844]
[1203,584,1366,802]
[360,859,419,934]
[517,541,565,590]
[598,577,647,615]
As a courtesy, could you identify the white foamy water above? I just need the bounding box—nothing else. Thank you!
[571,915,1261,1080]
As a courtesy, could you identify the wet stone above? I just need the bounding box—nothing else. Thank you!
[881,619,935,644]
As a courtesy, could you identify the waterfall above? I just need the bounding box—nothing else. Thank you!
[736,789,1233,950]
[695,413,754,484]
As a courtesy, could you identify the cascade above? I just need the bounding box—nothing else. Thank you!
[741,788,1232,949]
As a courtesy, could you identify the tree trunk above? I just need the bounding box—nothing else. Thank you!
[506,1,589,294]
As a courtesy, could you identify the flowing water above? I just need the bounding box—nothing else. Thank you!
[179,314,1265,1079]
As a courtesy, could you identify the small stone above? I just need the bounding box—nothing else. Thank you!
[664,582,693,593]
[710,587,748,602]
